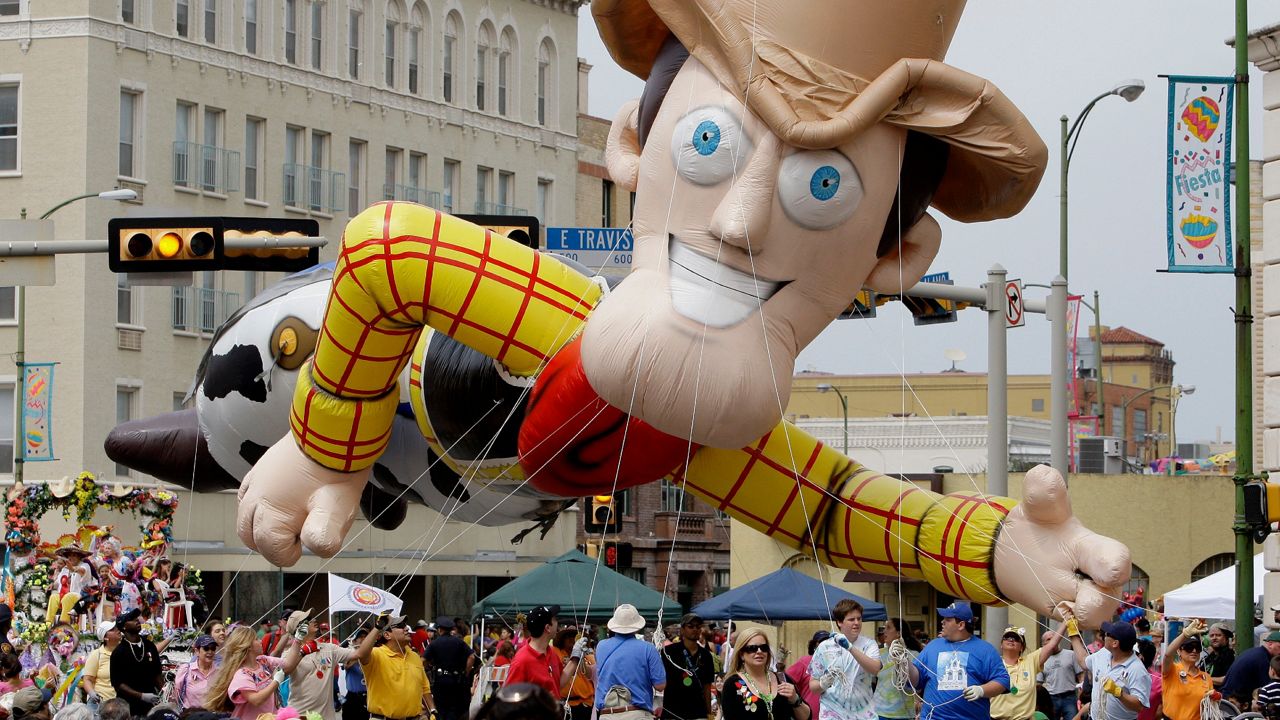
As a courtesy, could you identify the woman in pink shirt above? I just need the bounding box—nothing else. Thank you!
[205,626,289,719]
[785,631,828,718]
[174,634,219,710]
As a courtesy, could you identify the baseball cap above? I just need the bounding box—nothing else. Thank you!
[680,613,704,627]
[1209,622,1234,637]
[1102,621,1137,645]
[526,605,561,635]
[10,687,44,717]
[436,615,455,629]
[1265,630,1280,643]
[937,601,973,621]
[114,608,142,629]
[285,609,313,636]
[1002,626,1027,644]
[1181,635,1203,652]
[1269,603,1280,612]
[382,614,408,629]
[194,635,217,649]
[416,620,429,629]
[147,707,180,720]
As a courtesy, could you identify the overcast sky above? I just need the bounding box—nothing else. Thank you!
[575,1,1275,447]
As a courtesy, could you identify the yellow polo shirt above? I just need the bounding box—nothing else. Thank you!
[362,644,432,719]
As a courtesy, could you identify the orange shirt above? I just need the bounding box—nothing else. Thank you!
[553,647,595,707]
[1162,659,1213,720]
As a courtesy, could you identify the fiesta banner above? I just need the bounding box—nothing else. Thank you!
[1167,76,1234,273]
[21,363,55,462]
[1066,295,1083,416]
[327,573,403,615]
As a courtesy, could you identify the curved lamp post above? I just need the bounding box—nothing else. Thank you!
[816,383,848,456]
[1118,383,1195,472]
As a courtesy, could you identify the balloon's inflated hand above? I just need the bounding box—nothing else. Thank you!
[237,436,371,567]
[993,465,1131,628]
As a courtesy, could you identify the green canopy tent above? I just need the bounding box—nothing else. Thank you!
[472,550,679,623]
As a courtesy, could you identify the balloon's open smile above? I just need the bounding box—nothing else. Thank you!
[667,236,783,328]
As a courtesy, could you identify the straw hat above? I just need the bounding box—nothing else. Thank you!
[592,0,1046,223]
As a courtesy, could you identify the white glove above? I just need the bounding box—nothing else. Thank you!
[272,669,286,685]
[570,637,588,660]
[962,686,984,701]
[294,621,310,641]
[85,691,99,703]
[139,693,159,705]
[819,670,839,691]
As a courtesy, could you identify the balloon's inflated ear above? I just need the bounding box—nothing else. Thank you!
[862,212,942,295]
[605,100,642,192]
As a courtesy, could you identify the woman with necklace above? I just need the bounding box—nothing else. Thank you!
[721,630,810,720]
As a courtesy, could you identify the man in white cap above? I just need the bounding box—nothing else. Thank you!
[505,605,586,696]
[594,604,666,720]
[285,609,379,720]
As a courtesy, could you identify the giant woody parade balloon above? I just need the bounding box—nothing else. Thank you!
[108,0,1132,626]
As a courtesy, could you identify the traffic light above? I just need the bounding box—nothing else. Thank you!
[583,495,621,534]
[900,295,958,326]
[108,217,319,273]
[602,541,633,569]
[1244,480,1280,541]
[838,289,878,320]
[456,214,540,249]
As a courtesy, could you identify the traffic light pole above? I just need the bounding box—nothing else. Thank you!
[1233,0,1254,651]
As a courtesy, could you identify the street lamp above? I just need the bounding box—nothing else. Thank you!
[1060,79,1145,282]
[11,188,140,486]
[816,383,849,456]
[1118,383,1194,472]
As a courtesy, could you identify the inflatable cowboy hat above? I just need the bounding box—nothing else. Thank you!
[592,0,1047,222]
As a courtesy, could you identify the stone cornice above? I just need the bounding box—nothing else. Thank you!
[0,16,580,152]
[522,0,587,18]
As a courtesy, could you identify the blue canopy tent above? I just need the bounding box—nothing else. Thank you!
[691,568,886,621]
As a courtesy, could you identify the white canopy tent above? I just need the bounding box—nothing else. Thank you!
[1162,552,1264,619]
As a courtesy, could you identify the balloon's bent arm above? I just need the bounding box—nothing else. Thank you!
[293,202,604,472]
[679,421,1015,605]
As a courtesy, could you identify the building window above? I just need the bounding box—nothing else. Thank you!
[244,116,262,201]
[442,14,457,103]
[537,178,551,225]
[497,30,511,117]
[1111,406,1123,439]
[204,0,217,43]
[383,147,401,200]
[1031,398,1045,413]
[283,125,302,206]
[1123,562,1149,598]
[0,384,12,474]
[442,159,458,213]
[202,107,224,192]
[1191,552,1234,583]
[1134,409,1147,442]
[119,90,140,179]
[537,39,553,127]
[0,1,19,17]
[0,288,14,321]
[497,170,513,213]
[117,275,136,325]
[713,569,730,591]
[620,567,645,585]
[309,0,323,70]
[244,271,258,300]
[0,83,19,173]
[348,9,361,79]
[475,24,492,111]
[475,166,491,212]
[384,17,397,88]
[407,23,420,94]
[176,0,190,37]
[408,152,425,194]
[122,0,135,24]
[244,0,258,54]
[173,101,194,187]
[348,139,365,214]
[660,478,692,512]
[309,130,329,212]
[284,0,298,63]
[616,488,632,517]
[115,387,137,476]
[601,179,613,226]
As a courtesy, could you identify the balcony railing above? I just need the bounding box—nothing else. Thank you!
[382,184,442,208]
[172,287,241,334]
[173,141,241,194]
[283,163,346,214]
[473,201,527,215]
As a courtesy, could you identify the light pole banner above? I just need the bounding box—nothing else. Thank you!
[1166,75,1234,273]
[1065,295,1083,416]
[327,573,403,615]
[20,363,55,462]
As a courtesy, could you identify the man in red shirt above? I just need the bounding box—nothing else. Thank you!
[411,620,431,655]
[504,605,586,696]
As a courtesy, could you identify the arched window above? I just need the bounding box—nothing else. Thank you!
[442,13,459,103]
[497,28,514,117]
[475,22,493,112]
[1191,552,1235,583]
[408,4,426,95]
[384,2,400,88]
[537,38,554,127]
[1123,562,1149,598]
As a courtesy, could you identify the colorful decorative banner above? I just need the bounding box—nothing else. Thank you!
[1066,295,1083,416]
[21,363,55,462]
[1166,76,1234,273]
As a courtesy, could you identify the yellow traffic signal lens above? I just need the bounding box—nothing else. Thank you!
[156,232,183,258]
[125,233,152,258]
[593,495,613,503]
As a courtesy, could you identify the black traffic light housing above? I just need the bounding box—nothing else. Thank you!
[1244,479,1280,542]
[583,495,621,535]
[456,214,540,249]
[108,217,320,273]
[602,541,633,569]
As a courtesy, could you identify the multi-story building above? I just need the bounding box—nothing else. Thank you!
[0,0,585,620]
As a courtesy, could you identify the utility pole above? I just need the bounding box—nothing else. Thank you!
[1233,0,1254,650]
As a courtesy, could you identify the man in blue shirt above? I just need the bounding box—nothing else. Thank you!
[904,602,1009,720]
[1076,620,1150,720]
[594,604,667,720]
[1222,630,1280,709]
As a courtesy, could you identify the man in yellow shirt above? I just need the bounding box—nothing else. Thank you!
[362,614,438,720]
[990,619,1072,720]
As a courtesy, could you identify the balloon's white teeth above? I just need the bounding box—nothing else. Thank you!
[667,239,781,328]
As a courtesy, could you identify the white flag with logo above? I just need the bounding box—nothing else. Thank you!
[327,573,404,615]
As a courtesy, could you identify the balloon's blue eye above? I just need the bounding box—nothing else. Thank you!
[810,166,840,201]
[691,120,721,156]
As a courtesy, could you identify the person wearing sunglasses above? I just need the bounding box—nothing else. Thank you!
[902,601,1009,720]
[721,629,810,720]
[989,619,1072,720]
[1160,620,1214,720]
[174,634,220,710]
[809,599,880,720]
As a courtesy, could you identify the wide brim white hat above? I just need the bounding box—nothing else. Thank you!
[607,604,646,634]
